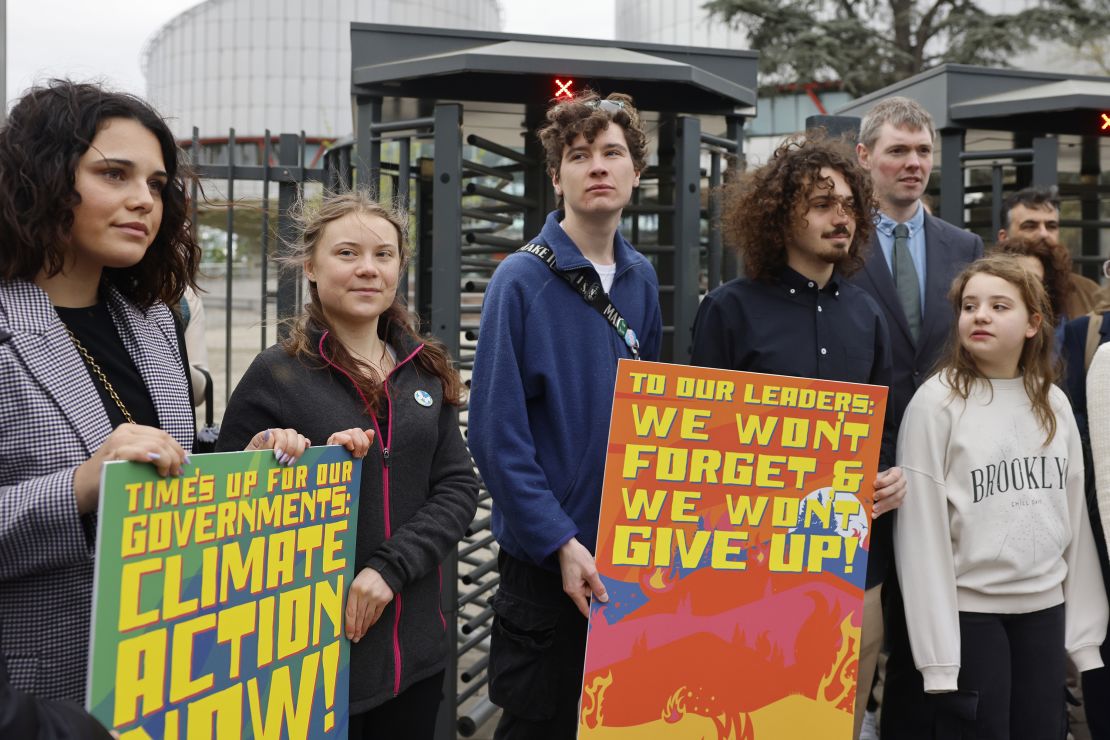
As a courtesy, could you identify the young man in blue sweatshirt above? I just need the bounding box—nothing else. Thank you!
[469,91,662,739]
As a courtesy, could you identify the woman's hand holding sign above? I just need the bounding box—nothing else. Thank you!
[346,567,394,642]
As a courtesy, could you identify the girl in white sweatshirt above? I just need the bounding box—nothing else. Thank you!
[893,255,1108,740]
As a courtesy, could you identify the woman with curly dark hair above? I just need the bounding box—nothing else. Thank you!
[217,190,479,738]
[0,80,300,704]
[989,235,1075,326]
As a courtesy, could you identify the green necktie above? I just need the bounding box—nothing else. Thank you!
[893,223,921,342]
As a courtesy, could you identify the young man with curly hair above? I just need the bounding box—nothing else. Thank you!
[469,91,662,739]
[691,134,906,739]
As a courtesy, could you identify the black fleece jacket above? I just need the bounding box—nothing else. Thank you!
[217,323,479,713]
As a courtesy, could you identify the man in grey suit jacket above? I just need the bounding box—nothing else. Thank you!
[854,97,984,430]
[851,96,984,739]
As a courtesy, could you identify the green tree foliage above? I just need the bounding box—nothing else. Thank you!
[702,0,1110,96]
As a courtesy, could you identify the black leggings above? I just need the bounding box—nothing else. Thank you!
[348,670,445,740]
[1082,644,1110,739]
[884,604,1066,740]
[957,606,1066,740]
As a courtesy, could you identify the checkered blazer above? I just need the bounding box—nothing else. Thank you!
[0,279,194,702]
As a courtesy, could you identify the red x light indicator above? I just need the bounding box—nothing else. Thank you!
[555,78,574,99]
[1102,112,1110,131]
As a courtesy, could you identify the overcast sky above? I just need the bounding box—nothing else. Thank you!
[4,0,617,103]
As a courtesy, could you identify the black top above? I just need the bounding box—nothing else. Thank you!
[691,267,898,588]
[692,268,891,387]
[1,624,113,739]
[55,302,158,429]
[1063,311,1110,442]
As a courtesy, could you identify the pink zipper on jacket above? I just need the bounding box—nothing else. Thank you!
[436,565,446,630]
[318,332,424,696]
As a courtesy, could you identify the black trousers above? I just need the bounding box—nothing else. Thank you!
[489,551,588,740]
[348,670,445,740]
[883,602,1066,740]
[1080,477,1110,740]
[1081,644,1110,739]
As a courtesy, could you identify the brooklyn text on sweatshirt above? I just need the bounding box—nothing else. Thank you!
[894,374,1108,693]
[969,455,1067,502]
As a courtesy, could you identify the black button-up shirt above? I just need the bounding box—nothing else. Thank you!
[692,267,893,393]
[690,267,897,588]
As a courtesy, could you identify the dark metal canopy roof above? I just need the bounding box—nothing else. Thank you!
[350,24,758,116]
[836,64,1110,136]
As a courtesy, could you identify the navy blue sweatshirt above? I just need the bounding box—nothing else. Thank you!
[469,211,662,570]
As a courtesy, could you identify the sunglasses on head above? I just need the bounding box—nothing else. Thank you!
[584,99,626,114]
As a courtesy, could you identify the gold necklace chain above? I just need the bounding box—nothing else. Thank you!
[64,326,136,425]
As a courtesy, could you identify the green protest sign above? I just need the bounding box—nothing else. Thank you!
[87,445,361,739]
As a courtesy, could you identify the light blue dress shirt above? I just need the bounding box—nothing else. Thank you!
[874,204,927,308]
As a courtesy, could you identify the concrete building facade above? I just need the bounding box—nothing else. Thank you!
[142,0,503,144]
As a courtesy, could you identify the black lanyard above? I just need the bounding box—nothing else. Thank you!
[517,243,641,360]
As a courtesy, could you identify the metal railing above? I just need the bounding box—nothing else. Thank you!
[185,105,745,737]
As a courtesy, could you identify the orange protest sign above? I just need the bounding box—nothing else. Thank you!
[579,359,888,739]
